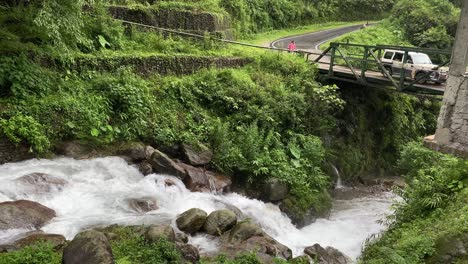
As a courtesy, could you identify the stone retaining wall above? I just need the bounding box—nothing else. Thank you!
[109,6,232,39]
[59,55,252,77]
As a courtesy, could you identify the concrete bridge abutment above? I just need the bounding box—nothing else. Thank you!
[425,1,468,158]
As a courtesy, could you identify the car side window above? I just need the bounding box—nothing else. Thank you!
[393,53,403,62]
[384,52,394,59]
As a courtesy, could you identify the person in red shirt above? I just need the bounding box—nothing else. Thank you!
[287,40,296,52]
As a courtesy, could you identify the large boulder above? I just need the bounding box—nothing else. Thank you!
[117,142,146,162]
[182,143,213,166]
[150,150,187,180]
[176,208,207,234]
[219,232,292,261]
[145,224,175,243]
[175,232,189,244]
[180,164,210,192]
[181,164,232,193]
[279,197,320,228]
[304,244,352,264]
[15,173,67,193]
[138,160,153,176]
[206,171,232,193]
[0,200,56,230]
[126,197,158,213]
[203,209,237,236]
[262,178,289,202]
[55,141,93,159]
[228,221,263,243]
[62,230,114,264]
[13,233,66,249]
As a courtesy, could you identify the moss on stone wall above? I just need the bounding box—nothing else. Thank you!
[53,55,252,76]
[108,5,231,34]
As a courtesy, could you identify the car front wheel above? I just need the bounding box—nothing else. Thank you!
[416,72,427,84]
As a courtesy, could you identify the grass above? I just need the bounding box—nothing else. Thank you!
[322,21,411,49]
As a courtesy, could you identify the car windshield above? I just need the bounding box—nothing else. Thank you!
[411,53,433,64]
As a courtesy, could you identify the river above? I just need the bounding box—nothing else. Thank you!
[0,157,397,261]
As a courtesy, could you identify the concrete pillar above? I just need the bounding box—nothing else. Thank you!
[449,1,468,76]
[427,2,468,158]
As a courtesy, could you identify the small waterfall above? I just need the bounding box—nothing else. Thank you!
[0,157,396,260]
[206,173,217,194]
[332,164,345,189]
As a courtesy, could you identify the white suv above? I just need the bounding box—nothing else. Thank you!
[381,49,448,84]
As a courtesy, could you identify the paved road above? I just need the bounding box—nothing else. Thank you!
[271,24,368,51]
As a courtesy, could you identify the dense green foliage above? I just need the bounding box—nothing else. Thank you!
[102,0,395,38]
[110,227,182,264]
[361,143,468,263]
[390,0,460,49]
[0,242,61,264]
[331,87,440,179]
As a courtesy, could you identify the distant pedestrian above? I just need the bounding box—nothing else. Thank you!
[287,40,296,52]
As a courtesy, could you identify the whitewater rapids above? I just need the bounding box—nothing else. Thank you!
[0,157,396,260]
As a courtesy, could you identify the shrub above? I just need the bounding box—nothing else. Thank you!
[0,242,61,264]
[0,114,50,153]
[111,227,182,264]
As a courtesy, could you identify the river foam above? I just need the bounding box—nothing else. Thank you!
[0,157,396,260]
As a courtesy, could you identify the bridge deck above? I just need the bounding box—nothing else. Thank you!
[316,63,446,95]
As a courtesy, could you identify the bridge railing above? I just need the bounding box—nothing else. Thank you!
[314,42,452,92]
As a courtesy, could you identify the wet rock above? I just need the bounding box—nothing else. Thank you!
[165,179,176,187]
[62,230,114,264]
[214,201,246,220]
[203,209,237,236]
[55,141,90,158]
[278,197,320,228]
[180,164,210,192]
[16,173,67,193]
[138,160,153,176]
[177,243,200,263]
[99,225,148,238]
[182,143,213,166]
[176,208,207,234]
[243,235,292,260]
[262,178,289,202]
[228,221,263,243]
[127,197,158,213]
[219,232,292,261]
[0,200,56,230]
[175,232,189,243]
[144,146,156,160]
[117,142,146,162]
[181,164,232,193]
[150,150,187,180]
[145,224,175,242]
[207,171,232,193]
[13,233,66,249]
[0,244,15,253]
[304,244,352,264]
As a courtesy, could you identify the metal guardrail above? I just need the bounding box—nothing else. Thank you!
[315,42,452,91]
[114,18,328,58]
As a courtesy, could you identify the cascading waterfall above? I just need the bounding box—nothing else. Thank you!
[0,157,396,260]
[332,164,345,189]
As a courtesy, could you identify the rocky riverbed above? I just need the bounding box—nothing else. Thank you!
[0,145,398,263]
